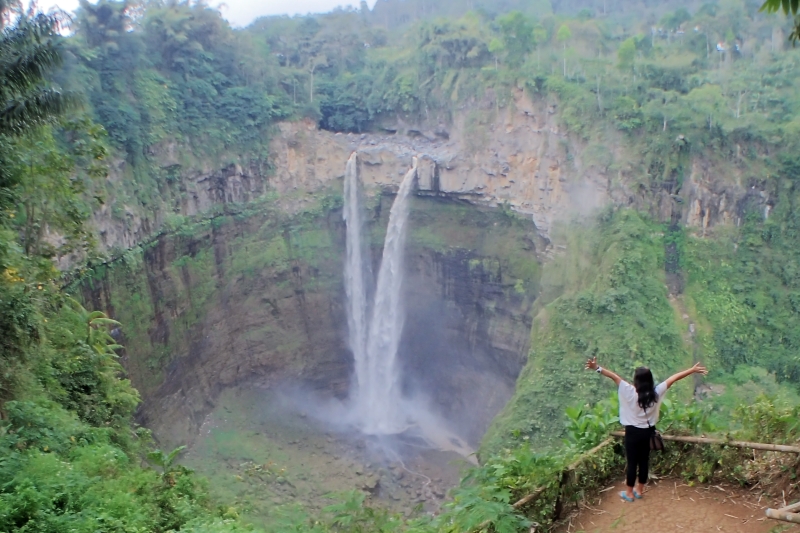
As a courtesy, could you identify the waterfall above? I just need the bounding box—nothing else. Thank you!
[362,161,417,434]
[343,153,370,410]
[342,153,417,435]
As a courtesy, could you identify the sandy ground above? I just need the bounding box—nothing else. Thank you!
[556,478,800,533]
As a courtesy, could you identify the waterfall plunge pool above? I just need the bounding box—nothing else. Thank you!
[182,385,471,527]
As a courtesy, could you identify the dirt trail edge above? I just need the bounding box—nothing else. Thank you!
[556,478,800,533]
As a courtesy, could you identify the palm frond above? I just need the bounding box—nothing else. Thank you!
[0,11,74,135]
[0,40,63,96]
[0,12,61,55]
[0,88,80,135]
[89,317,121,328]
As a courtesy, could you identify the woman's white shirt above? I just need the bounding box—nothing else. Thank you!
[618,381,668,428]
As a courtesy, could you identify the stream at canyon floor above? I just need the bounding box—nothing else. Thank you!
[181,386,472,526]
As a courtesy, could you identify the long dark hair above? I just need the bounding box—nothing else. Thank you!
[634,367,658,410]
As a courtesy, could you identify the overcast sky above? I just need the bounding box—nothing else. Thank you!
[32,0,375,27]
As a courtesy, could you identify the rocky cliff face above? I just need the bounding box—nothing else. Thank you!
[82,193,539,447]
[82,205,351,445]
[80,89,773,448]
[265,94,772,247]
[267,92,611,239]
[91,156,271,254]
[401,247,533,444]
[90,89,768,260]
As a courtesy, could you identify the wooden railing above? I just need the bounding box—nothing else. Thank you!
[480,432,800,530]
[609,430,800,453]
[766,502,800,524]
[609,431,800,524]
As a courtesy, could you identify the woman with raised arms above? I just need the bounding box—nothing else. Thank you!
[585,357,708,502]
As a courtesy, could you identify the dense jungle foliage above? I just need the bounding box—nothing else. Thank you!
[30,0,800,251]
[3,0,800,531]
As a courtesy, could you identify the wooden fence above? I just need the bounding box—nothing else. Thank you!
[608,430,800,453]
[479,432,800,531]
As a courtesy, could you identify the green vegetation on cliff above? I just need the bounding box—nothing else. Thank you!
[483,209,693,454]
[485,174,800,451]
[680,154,800,413]
[485,171,800,451]
[45,0,800,251]
[6,0,800,532]
[0,6,252,532]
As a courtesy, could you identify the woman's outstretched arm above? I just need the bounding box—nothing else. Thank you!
[665,362,708,389]
[585,357,623,385]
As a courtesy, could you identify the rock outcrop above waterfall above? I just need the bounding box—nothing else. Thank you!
[267,90,770,241]
[88,90,769,259]
[267,96,609,239]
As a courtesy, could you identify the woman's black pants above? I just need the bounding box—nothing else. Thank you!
[624,425,652,487]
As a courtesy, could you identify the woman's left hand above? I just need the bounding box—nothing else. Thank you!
[585,356,598,371]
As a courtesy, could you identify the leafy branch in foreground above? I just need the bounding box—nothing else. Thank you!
[0,10,78,136]
[760,0,800,42]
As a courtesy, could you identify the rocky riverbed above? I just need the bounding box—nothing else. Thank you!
[181,386,470,527]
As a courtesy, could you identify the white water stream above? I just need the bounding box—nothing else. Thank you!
[361,161,418,434]
[343,153,418,434]
[342,154,475,461]
[343,152,371,413]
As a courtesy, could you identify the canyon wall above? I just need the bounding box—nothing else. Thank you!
[79,90,773,448]
[81,191,539,447]
[92,90,768,261]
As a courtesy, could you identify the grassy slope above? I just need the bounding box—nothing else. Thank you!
[481,209,693,456]
[483,175,800,455]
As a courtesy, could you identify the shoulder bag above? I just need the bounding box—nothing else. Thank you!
[644,406,665,452]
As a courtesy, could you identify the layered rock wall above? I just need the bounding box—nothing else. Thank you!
[267,92,610,239]
[265,91,768,242]
[91,90,767,260]
[80,90,772,447]
[82,194,539,447]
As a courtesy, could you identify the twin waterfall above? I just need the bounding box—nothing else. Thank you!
[343,153,418,435]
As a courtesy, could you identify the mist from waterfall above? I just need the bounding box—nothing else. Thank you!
[343,154,418,435]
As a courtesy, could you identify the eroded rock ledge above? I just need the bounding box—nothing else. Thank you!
[90,90,771,259]
[267,100,608,240]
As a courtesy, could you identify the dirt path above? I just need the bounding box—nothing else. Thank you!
[556,478,800,533]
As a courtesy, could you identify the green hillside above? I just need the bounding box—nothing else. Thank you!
[4,0,800,532]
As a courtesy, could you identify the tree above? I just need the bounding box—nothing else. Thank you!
[760,0,800,42]
[0,8,76,204]
[661,8,692,31]
[308,53,328,103]
[643,88,684,131]
[532,23,548,69]
[617,37,636,72]
[10,116,106,259]
[147,446,189,486]
[496,11,533,67]
[0,11,75,137]
[488,37,504,69]
[685,84,726,131]
[583,57,611,113]
[557,24,572,77]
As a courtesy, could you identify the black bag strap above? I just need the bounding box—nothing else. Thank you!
[644,405,653,429]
